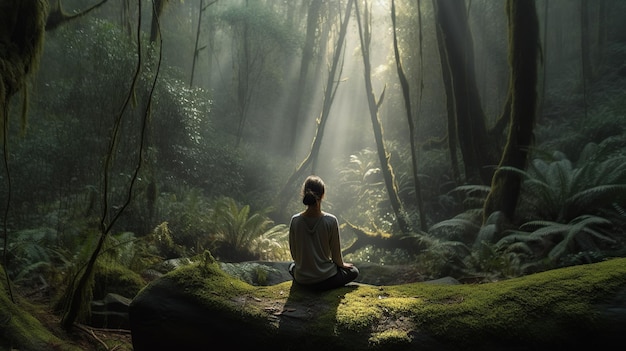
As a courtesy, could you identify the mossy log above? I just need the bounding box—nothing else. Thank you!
[129,252,626,350]
[341,221,426,256]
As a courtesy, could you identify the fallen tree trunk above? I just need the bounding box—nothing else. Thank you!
[129,252,626,350]
[340,221,427,256]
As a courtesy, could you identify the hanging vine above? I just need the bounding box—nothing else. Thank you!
[61,0,163,330]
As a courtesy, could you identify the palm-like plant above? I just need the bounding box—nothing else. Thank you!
[210,197,282,261]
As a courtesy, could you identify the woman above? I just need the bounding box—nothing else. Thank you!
[288,175,359,291]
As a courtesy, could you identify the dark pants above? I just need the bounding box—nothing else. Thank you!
[288,262,359,291]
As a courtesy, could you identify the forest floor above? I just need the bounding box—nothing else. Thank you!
[11,284,134,351]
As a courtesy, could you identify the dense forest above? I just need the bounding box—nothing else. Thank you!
[2,0,626,344]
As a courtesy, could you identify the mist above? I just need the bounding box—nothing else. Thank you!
[2,0,626,297]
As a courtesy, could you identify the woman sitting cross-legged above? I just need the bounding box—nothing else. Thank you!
[288,175,359,291]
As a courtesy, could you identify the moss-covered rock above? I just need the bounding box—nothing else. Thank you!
[129,254,626,350]
[93,260,147,300]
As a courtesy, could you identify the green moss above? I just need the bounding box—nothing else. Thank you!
[156,252,257,317]
[335,286,384,330]
[373,257,626,346]
[138,256,626,349]
[368,329,412,347]
[93,259,147,300]
[310,258,624,346]
[1,266,82,351]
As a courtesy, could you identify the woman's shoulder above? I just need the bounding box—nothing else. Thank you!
[321,212,338,222]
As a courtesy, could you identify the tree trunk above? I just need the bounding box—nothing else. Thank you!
[434,7,461,186]
[149,0,167,43]
[287,0,322,157]
[235,0,251,147]
[189,0,205,87]
[391,0,427,232]
[580,0,590,120]
[273,0,354,221]
[355,0,409,234]
[432,0,497,185]
[482,0,540,223]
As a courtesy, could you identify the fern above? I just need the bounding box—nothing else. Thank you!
[504,146,626,226]
[250,223,289,261]
[474,143,626,272]
[210,197,277,261]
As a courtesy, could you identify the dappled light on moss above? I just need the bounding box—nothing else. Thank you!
[369,329,413,348]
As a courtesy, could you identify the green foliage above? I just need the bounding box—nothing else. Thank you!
[421,186,490,278]
[252,223,290,261]
[209,197,287,262]
[510,146,626,224]
[538,63,626,160]
[219,2,301,53]
[1,264,81,351]
[463,242,524,280]
[335,148,396,232]
[154,186,213,253]
[500,215,617,264]
[92,258,146,300]
[4,228,62,286]
[428,208,483,243]
[100,230,165,275]
[344,247,415,266]
[494,143,626,269]
[414,235,471,279]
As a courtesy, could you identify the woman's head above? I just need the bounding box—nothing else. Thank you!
[302,175,325,206]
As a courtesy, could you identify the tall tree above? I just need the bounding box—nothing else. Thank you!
[274,0,354,220]
[355,0,409,234]
[190,0,218,87]
[222,1,296,147]
[287,0,323,156]
[580,0,590,119]
[150,0,168,43]
[391,0,427,232]
[432,0,499,185]
[483,0,540,223]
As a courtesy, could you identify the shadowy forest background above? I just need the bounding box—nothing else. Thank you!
[1,0,626,333]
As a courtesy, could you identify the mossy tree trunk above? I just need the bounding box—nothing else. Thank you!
[0,0,49,303]
[482,0,540,223]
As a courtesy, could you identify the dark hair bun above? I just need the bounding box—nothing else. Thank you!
[301,175,325,206]
[303,192,317,206]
